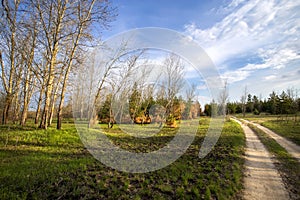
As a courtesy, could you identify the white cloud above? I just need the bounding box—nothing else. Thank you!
[221,69,251,84]
[265,75,277,80]
[185,0,300,67]
[184,0,300,96]
[197,84,207,90]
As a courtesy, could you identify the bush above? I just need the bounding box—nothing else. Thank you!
[253,109,260,115]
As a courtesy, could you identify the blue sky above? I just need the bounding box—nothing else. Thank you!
[103,0,300,104]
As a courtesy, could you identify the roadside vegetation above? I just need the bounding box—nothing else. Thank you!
[237,114,300,145]
[261,120,300,146]
[248,124,300,199]
[0,118,245,199]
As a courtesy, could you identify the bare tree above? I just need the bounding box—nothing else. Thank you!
[108,50,147,126]
[30,0,115,129]
[218,80,228,116]
[32,0,68,129]
[33,61,47,125]
[57,0,115,129]
[48,67,64,126]
[241,86,247,117]
[0,0,23,124]
[164,53,185,117]
[183,83,196,119]
[85,42,130,127]
[0,0,116,127]
[11,67,22,124]
[19,13,38,126]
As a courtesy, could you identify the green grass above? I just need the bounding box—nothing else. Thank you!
[261,121,300,146]
[236,113,300,145]
[0,118,245,199]
[248,124,300,200]
[235,113,281,123]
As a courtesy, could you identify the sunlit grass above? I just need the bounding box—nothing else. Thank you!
[261,121,300,145]
[236,113,300,145]
[0,118,245,199]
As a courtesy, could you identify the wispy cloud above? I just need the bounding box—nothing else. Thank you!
[184,0,300,98]
[265,75,277,80]
[185,0,300,72]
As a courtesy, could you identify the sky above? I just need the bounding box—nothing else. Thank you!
[102,0,300,104]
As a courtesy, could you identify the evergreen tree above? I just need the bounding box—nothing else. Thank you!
[98,94,112,123]
[129,83,142,119]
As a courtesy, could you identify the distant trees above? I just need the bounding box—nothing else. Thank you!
[203,88,300,119]
[94,53,201,127]
[225,88,300,117]
[227,102,237,115]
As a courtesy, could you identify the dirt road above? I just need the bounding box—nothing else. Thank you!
[231,118,289,200]
[241,119,300,162]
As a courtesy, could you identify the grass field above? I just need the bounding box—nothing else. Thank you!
[248,124,300,199]
[261,121,300,146]
[0,118,245,199]
[236,113,300,145]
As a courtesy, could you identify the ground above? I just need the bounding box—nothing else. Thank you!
[0,118,245,199]
[1,115,299,199]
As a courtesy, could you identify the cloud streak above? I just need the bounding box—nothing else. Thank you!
[185,0,300,100]
[185,0,300,86]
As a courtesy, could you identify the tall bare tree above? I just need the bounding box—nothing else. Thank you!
[0,0,115,127]
[0,0,22,124]
[218,80,228,116]
[33,0,69,129]
[19,11,38,126]
[163,53,185,117]
[241,86,247,117]
[57,0,115,129]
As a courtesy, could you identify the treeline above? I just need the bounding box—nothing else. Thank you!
[0,0,115,129]
[70,52,202,128]
[204,89,300,116]
[97,84,202,127]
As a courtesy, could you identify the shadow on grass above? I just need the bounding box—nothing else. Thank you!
[0,120,245,200]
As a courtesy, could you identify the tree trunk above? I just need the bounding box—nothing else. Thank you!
[12,95,20,124]
[35,85,44,124]
[2,94,12,124]
[20,102,28,126]
[48,85,60,126]
[39,79,54,129]
[57,78,68,129]
[48,95,56,126]
[20,73,31,126]
[39,56,56,129]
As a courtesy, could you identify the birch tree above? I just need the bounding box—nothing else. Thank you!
[32,0,115,129]
[0,0,22,124]
[57,0,114,129]
[19,22,37,126]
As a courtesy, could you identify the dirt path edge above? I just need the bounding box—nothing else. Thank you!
[231,118,289,200]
